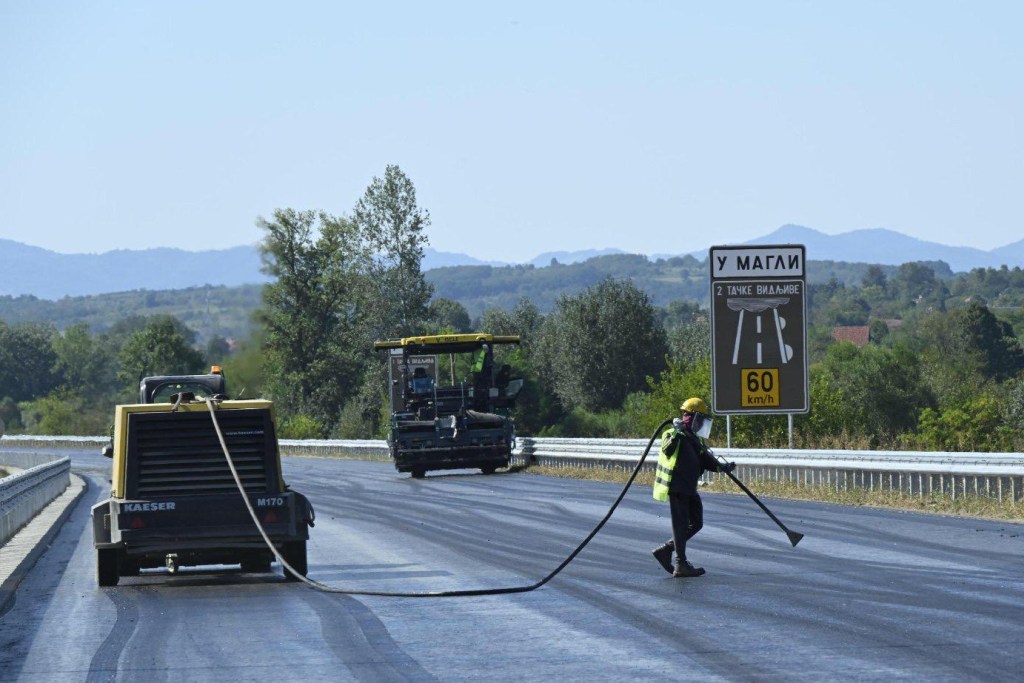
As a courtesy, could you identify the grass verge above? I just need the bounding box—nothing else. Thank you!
[522,465,1024,523]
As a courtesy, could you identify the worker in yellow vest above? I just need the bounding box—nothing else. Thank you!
[651,398,734,577]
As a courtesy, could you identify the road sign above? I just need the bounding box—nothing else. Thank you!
[709,245,808,414]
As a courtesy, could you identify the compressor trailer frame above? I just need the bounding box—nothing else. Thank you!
[92,399,313,586]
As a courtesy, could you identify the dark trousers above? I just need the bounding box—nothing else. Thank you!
[663,493,704,563]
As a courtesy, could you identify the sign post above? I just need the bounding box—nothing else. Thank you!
[710,245,808,428]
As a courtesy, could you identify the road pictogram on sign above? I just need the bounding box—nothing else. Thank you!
[710,245,808,414]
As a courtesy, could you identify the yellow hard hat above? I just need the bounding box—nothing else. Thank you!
[680,397,709,415]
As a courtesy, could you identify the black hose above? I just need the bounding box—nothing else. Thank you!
[208,395,671,598]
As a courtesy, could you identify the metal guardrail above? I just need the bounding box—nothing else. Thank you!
[3,435,1022,503]
[517,438,1024,471]
[516,438,1024,503]
[0,454,71,545]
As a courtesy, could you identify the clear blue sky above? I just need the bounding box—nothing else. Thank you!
[1,1,1021,262]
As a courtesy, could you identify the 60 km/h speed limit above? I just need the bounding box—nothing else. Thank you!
[710,245,808,415]
[742,368,779,407]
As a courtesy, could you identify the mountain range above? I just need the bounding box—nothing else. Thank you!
[1,225,1021,299]
[737,225,1024,273]
[422,246,628,269]
[0,239,267,300]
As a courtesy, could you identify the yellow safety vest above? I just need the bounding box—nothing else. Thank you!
[652,427,683,502]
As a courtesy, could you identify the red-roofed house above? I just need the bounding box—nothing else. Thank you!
[832,325,870,347]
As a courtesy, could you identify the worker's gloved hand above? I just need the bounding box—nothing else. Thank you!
[721,461,736,474]
[672,418,685,432]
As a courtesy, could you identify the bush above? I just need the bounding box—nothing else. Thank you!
[725,413,790,448]
[18,391,110,435]
[332,399,379,439]
[624,357,711,439]
[911,392,1018,452]
[278,414,325,439]
[536,407,637,438]
[804,342,934,446]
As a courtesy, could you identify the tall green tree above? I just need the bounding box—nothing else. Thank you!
[898,303,1024,408]
[540,277,668,412]
[352,164,433,338]
[425,298,471,334]
[222,330,267,400]
[479,298,562,434]
[53,323,114,396]
[1004,376,1024,435]
[257,208,369,429]
[325,166,435,438]
[891,262,948,310]
[862,265,888,290]
[480,298,543,353]
[667,318,710,368]
[955,301,1024,382]
[657,300,710,368]
[117,315,206,383]
[899,310,977,407]
[0,322,60,401]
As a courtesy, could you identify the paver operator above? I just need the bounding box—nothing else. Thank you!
[651,397,734,577]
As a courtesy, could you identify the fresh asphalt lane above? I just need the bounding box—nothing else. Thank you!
[1,450,1023,681]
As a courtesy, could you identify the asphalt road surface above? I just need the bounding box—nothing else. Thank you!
[2,448,1023,681]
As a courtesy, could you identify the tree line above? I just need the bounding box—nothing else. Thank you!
[2,165,1024,451]
[0,254,960,336]
[0,285,262,344]
[425,256,943,317]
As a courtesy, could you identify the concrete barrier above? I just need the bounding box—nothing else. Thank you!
[0,456,71,545]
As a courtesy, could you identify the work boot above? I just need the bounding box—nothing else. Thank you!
[673,560,706,578]
[651,543,674,575]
